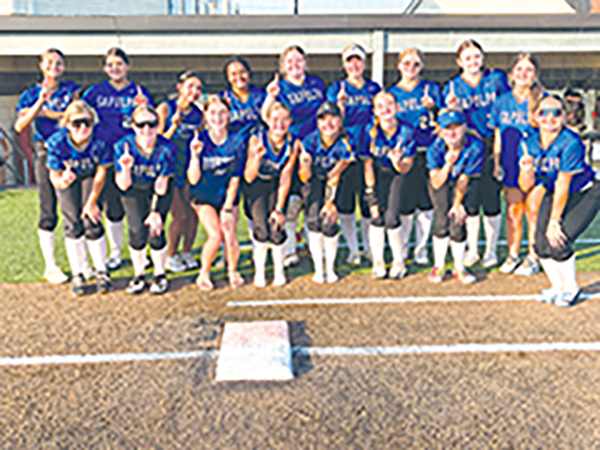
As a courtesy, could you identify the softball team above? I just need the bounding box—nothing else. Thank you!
[14,43,599,307]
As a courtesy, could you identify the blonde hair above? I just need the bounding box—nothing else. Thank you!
[279,45,307,75]
[131,104,159,124]
[60,100,98,128]
[203,94,230,113]
[529,93,565,129]
[265,101,291,120]
[397,47,424,66]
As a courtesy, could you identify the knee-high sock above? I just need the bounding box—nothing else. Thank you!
[65,237,85,276]
[466,216,480,256]
[415,210,433,257]
[400,215,413,261]
[87,236,108,272]
[129,247,147,277]
[284,195,302,257]
[324,234,339,278]
[253,240,269,285]
[106,220,124,258]
[433,236,449,269]
[271,243,286,284]
[38,228,59,270]
[539,257,564,292]
[339,213,359,254]
[247,219,255,251]
[360,217,371,254]
[150,247,167,277]
[308,231,324,278]
[450,240,466,272]
[483,214,501,256]
[387,226,404,266]
[557,255,578,292]
[284,221,297,257]
[369,225,385,267]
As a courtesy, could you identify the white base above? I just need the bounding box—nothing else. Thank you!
[215,321,294,382]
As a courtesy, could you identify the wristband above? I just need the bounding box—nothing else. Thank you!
[223,208,233,214]
[274,205,284,215]
[364,186,378,208]
[325,184,337,202]
[150,194,160,212]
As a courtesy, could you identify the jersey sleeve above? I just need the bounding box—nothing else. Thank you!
[326,82,339,104]
[159,142,176,177]
[81,85,96,106]
[140,85,154,107]
[113,138,125,172]
[339,136,355,162]
[97,139,113,167]
[489,97,501,129]
[45,131,65,171]
[559,137,587,173]
[430,82,443,109]
[496,71,511,96]
[16,88,36,113]
[463,138,485,176]
[301,133,316,158]
[426,139,444,171]
[402,125,417,159]
[359,124,376,160]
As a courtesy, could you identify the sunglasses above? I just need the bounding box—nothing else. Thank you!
[537,108,563,118]
[401,60,422,68]
[70,118,93,129]
[133,120,159,129]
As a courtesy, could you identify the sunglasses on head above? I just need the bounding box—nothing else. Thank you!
[70,118,93,129]
[537,107,563,118]
[134,120,159,129]
[401,60,422,68]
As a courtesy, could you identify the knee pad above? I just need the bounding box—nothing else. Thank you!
[371,216,385,228]
[129,228,148,251]
[271,227,287,246]
[253,222,270,243]
[384,211,401,230]
[39,216,58,232]
[149,233,166,251]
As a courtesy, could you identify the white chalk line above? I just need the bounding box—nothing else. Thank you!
[227,293,600,308]
[4,340,600,368]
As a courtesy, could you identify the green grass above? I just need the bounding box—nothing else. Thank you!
[1,187,600,283]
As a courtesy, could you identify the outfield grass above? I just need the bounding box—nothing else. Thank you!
[2,187,600,283]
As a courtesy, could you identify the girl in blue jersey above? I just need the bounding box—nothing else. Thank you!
[244,102,300,288]
[46,101,111,296]
[83,47,154,271]
[15,48,80,285]
[444,39,510,269]
[157,71,203,273]
[300,101,354,284]
[389,47,442,267]
[262,45,326,268]
[114,105,175,295]
[426,109,485,285]
[491,53,545,276]
[519,94,600,308]
[362,91,416,280]
[326,44,381,266]
[188,96,246,291]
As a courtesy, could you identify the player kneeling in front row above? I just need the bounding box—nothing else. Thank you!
[519,93,600,308]
[426,109,484,284]
[300,102,354,284]
[362,91,416,280]
[47,101,111,296]
[244,102,300,287]
[114,105,175,295]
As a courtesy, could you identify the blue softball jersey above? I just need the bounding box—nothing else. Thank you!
[161,98,203,189]
[276,75,326,139]
[82,81,154,145]
[489,91,532,188]
[16,80,80,142]
[302,130,355,180]
[326,78,381,148]
[360,120,417,173]
[188,130,246,207]
[519,127,594,193]
[221,85,266,136]
[427,134,485,182]
[388,79,442,148]
[443,69,510,139]
[114,134,175,187]
[46,127,112,178]
[253,131,298,180]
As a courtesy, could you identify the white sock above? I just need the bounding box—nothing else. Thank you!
[324,234,339,279]
[87,236,108,272]
[38,228,58,270]
[129,247,147,277]
[466,215,480,257]
[387,226,404,266]
[339,213,359,254]
[106,220,124,259]
[247,219,255,251]
[539,258,564,292]
[360,217,371,254]
[65,237,84,276]
[559,255,578,292]
[483,214,501,256]
[284,221,297,257]
[271,243,286,284]
[308,231,324,278]
[433,236,449,269]
[253,240,269,284]
[369,225,386,266]
[415,210,433,257]
[450,240,466,272]
[400,214,413,261]
[150,247,167,277]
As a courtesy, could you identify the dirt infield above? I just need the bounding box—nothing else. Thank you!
[3,270,600,447]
